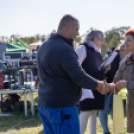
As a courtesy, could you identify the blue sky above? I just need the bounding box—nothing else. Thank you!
[0,0,133,37]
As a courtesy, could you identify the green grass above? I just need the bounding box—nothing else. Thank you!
[0,113,127,134]
[0,91,128,134]
[0,112,44,134]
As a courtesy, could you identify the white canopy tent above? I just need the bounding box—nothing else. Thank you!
[29,40,42,52]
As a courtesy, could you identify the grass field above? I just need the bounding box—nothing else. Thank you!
[0,112,127,134]
[0,90,128,134]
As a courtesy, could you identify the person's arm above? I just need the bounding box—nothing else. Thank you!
[75,45,110,93]
[114,61,134,90]
[107,63,125,94]
[127,81,134,89]
[60,45,103,90]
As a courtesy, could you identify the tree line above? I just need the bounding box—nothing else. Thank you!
[0,26,130,55]
[75,26,130,55]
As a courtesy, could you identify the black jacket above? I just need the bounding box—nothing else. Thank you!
[106,50,120,83]
[37,34,98,109]
[79,43,106,111]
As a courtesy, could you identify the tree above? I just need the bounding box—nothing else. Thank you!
[74,36,82,44]
[101,26,130,55]
[36,34,40,41]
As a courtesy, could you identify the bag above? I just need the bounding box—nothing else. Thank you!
[113,88,124,133]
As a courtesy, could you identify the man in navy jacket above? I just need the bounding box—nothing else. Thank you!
[37,14,114,134]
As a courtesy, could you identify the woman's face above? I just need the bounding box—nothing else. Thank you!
[124,35,134,53]
[93,36,103,47]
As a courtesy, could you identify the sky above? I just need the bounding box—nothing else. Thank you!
[0,0,134,38]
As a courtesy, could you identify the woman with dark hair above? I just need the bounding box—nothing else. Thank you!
[114,29,134,133]
[76,30,111,134]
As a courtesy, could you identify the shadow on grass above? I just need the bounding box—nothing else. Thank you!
[0,109,43,133]
[0,93,41,133]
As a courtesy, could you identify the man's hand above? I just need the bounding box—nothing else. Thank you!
[96,80,114,95]
[115,80,127,91]
[104,64,111,73]
[100,82,114,95]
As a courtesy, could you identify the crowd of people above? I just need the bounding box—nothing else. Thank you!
[37,14,134,134]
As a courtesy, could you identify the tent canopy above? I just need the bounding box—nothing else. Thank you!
[6,39,29,52]
[29,40,42,52]
[29,40,42,46]
[6,44,27,52]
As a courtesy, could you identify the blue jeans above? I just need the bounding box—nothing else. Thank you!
[99,95,113,133]
[38,105,80,134]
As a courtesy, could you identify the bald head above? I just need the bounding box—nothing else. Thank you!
[57,14,79,39]
[58,14,78,31]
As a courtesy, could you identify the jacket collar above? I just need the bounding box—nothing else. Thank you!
[126,54,134,65]
[80,42,95,51]
[50,33,74,47]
